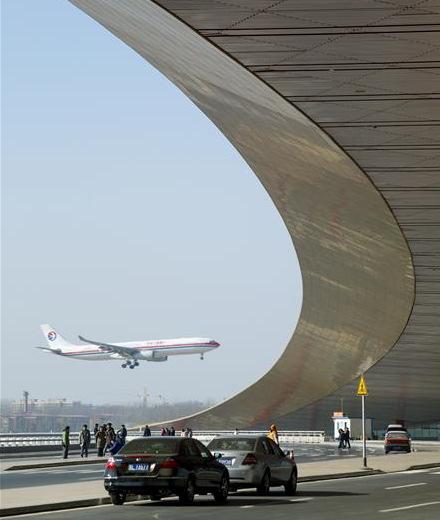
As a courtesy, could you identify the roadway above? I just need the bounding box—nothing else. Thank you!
[1,443,387,490]
[8,468,440,520]
[1,464,105,490]
[1,441,387,463]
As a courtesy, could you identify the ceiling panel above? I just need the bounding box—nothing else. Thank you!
[154,0,440,428]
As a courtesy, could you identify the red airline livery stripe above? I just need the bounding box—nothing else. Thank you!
[62,343,213,356]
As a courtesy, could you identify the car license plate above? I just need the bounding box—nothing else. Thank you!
[218,458,233,466]
[128,463,150,471]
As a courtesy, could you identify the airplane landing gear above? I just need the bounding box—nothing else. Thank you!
[122,359,139,369]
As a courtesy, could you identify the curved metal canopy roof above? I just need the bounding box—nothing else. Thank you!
[70,0,439,429]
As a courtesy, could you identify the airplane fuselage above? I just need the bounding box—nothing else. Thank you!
[58,338,218,361]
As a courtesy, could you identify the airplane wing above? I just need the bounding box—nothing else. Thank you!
[78,335,140,358]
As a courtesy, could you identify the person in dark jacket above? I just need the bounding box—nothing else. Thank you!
[79,424,91,458]
[160,427,167,436]
[169,426,175,436]
[337,428,345,449]
[344,427,351,449]
[107,433,124,455]
[117,425,127,445]
[96,426,106,456]
[93,423,99,443]
[143,425,151,437]
[105,423,116,452]
[62,426,70,459]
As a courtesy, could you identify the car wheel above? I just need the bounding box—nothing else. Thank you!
[256,470,270,496]
[213,473,229,504]
[385,449,389,454]
[284,470,297,496]
[109,492,126,505]
[178,477,195,505]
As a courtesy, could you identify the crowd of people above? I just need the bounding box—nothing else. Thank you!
[61,422,282,459]
[337,427,351,449]
[142,425,194,437]
[61,423,128,459]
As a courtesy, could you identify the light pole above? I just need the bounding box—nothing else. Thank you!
[357,375,368,469]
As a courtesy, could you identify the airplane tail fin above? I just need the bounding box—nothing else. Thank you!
[40,324,72,349]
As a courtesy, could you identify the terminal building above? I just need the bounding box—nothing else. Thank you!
[70,0,439,436]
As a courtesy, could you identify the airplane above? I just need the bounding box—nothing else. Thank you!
[37,324,220,369]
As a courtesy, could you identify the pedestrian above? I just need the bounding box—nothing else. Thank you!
[118,424,127,445]
[93,423,99,444]
[105,423,116,452]
[180,428,186,437]
[160,427,167,436]
[62,426,70,459]
[79,424,91,458]
[96,426,106,456]
[344,427,351,449]
[169,426,175,436]
[267,424,279,444]
[143,424,151,437]
[337,428,345,449]
[188,428,193,438]
[107,433,124,455]
[234,428,239,436]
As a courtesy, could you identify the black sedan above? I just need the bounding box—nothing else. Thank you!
[104,437,229,505]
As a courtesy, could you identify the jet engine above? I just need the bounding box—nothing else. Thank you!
[142,351,168,362]
[110,352,125,359]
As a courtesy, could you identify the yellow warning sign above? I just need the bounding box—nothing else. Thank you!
[357,375,368,396]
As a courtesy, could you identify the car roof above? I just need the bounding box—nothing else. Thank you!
[129,436,182,441]
[209,435,265,441]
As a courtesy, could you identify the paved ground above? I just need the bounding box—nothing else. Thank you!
[3,440,437,467]
[0,451,83,461]
[0,443,409,495]
[0,443,383,480]
[1,464,105,490]
[6,468,440,520]
[1,448,439,513]
[292,441,384,462]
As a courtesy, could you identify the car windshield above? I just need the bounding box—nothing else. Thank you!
[208,438,257,451]
[119,438,180,455]
[386,432,409,439]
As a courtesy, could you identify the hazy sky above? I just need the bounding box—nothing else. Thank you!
[1,0,302,405]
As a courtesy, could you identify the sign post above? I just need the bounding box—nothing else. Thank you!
[356,375,368,468]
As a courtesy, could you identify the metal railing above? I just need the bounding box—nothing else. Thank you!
[128,430,325,446]
[0,430,325,448]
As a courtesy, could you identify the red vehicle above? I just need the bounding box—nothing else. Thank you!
[384,431,411,454]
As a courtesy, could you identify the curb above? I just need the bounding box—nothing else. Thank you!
[407,462,440,471]
[0,497,111,518]
[4,460,106,472]
[299,469,383,482]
